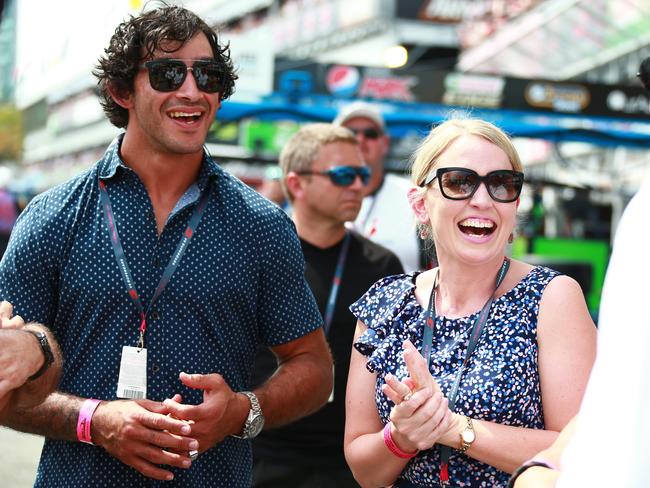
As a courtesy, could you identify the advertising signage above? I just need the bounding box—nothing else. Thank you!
[274,60,650,120]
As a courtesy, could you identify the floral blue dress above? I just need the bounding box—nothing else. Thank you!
[350,266,560,487]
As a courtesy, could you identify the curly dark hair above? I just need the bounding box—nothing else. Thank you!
[639,56,650,93]
[93,4,237,128]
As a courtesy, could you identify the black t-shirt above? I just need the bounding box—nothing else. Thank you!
[252,231,404,468]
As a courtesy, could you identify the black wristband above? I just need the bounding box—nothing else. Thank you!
[507,460,555,488]
[24,329,55,381]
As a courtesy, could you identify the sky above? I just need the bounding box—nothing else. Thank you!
[14,0,142,107]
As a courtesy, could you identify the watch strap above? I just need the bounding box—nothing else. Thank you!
[242,391,260,413]
[24,329,55,381]
[458,416,475,453]
[232,391,263,439]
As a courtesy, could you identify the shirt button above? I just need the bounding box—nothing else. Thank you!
[150,311,160,320]
[152,364,160,373]
[152,257,160,267]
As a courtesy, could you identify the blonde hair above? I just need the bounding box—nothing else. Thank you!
[279,123,358,201]
[409,117,523,242]
[410,118,523,187]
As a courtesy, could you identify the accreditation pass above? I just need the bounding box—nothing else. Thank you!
[117,346,147,399]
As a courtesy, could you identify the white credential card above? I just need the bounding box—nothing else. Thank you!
[117,346,147,399]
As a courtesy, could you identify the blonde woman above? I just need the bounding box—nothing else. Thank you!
[344,119,596,487]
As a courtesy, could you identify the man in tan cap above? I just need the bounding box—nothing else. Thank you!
[334,102,422,271]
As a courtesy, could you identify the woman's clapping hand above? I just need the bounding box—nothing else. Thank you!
[382,340,453,452]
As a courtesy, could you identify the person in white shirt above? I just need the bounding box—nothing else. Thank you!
[334,102,423,272]
[510,172,650,488]
[509,55,650,488]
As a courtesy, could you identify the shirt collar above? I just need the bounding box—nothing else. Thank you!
[97,133,222,191]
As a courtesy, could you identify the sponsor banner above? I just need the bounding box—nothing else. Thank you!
[504,78,650,118]
[274,59,650,119]
[442,72,505,108]
[277,62,433,103]
[325,65,418,102]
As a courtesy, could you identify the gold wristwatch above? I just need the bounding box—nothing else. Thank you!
[458,416,475,454]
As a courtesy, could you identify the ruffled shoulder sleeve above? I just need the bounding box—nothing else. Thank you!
[349,273,420,373]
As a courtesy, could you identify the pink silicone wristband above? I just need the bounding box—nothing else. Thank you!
[77,399,101,444]
[383,422,418,459]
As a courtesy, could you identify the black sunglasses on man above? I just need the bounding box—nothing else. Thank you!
[348,127,383,140]
[140,58,223,93]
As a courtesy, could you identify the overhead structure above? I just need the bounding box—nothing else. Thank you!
[457,0,650,84]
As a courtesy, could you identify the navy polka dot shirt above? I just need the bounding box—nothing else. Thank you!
[0,136,322,487]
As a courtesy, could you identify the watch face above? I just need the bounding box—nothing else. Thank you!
[462,429,475,443]
[246,414,264,437]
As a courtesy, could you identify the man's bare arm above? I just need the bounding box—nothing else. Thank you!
[3,391,80,439]
[9,324,63,411]
[4,391,201,481]
[0,301,63,421]
[257,327,333,428]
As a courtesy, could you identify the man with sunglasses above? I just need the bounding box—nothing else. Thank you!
[334,102,423,272]
[0,6,332,488]
[252,124,403,487]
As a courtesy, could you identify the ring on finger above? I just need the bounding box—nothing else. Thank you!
[402,390,413,402]
[189,450,199,461]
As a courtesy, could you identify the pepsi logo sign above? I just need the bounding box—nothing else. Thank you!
[326,65,360,97]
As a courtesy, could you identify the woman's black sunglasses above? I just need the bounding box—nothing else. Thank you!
[140,59,223,93]
[420,167,524,203]
[296,166,371,187]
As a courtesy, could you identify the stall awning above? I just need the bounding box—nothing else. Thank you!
[218,96,650,148]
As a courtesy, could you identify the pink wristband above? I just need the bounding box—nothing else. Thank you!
[383,422,418,459]
[77,399,101,444]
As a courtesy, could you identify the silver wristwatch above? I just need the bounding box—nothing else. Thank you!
[232,391,264,439]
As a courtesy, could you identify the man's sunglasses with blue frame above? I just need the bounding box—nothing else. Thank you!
[140,59,223,93]
[296,166,371,187]
[420,167,524,203]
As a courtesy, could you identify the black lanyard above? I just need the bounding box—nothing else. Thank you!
[323,231,351,336]
[98,179,210,348]
[421,258,510,486]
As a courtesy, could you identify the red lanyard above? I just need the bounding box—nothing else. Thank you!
[98,179,210,348]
